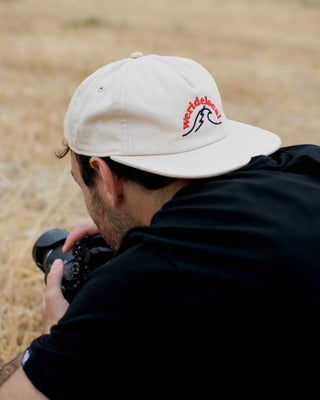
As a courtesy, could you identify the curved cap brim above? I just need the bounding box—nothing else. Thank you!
[110,120,281,178]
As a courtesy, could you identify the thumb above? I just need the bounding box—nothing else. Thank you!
[46,259,64,292]
[42,259,69,334]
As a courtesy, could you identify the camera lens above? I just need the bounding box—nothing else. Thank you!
[32,229,73,273]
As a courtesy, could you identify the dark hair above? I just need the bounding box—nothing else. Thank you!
[56,144,176,190]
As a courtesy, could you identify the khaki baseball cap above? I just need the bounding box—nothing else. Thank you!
[64,52,281,178]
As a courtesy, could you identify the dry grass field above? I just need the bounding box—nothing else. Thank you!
[0,0,319,366]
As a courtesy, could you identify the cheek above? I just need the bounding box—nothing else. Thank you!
[85,188,104,223]
[81,188,95,217]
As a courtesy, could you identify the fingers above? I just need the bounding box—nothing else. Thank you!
[62,219,99,253]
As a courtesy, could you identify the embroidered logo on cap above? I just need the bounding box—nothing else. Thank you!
[183,96,222,137]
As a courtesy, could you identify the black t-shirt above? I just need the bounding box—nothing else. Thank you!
[22,145,320,398]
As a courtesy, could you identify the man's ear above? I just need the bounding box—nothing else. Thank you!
[89,157,123,207]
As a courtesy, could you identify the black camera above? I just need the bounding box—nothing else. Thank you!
[32,229,114,302]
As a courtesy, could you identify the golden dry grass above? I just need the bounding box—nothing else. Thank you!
[1,0,319,366]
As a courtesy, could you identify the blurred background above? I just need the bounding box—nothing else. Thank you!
[1,0,319,365]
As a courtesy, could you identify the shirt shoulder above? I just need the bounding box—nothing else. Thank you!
[267,144,320,173]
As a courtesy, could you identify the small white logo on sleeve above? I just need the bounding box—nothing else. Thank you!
[21,349,30,366]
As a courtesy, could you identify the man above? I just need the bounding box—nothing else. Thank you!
[1,53,319,398]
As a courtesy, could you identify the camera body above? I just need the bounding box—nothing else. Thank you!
[32,229,114,302]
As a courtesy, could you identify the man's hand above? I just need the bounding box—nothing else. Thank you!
[62,218,99,253]
[41,260,70,334]
[0,260,68,396]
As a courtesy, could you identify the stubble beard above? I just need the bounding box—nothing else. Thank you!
[89,188,143,252]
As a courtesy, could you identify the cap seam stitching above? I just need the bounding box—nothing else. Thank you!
[114,61,133,155]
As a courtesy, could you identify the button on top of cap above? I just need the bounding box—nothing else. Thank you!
[131,52,143,59]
